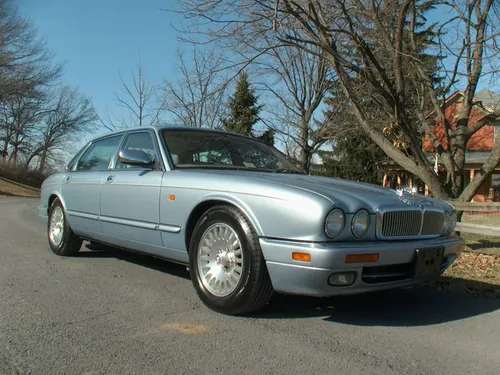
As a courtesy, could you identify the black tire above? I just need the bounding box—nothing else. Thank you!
[189,205,274,315]
[47,198,82,256]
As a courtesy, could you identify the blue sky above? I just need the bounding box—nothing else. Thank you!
[17,0,183,140]
[16,0,495,152]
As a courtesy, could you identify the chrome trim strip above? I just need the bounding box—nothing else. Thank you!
[67,210,99,220]
[156,224,182,233]
[100,215,157,230]
[99,182,162,188]
[69,211,182,233]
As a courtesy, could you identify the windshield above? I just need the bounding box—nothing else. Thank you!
[161,129,303,173]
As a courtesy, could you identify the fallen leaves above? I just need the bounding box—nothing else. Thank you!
[426,250,500,299]
[444,251,500,285]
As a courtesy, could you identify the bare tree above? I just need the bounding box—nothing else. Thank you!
[163,46,229,128]
[0,0,62,163]
[172,0,500,201]
[254,42,335,171]
[26,85,97,171]
[0,0,62,101]
[109,58,165,129]
[0,94,49,163]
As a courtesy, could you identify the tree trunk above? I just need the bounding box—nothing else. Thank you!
[9,134,20,164]
[325,52,451,200]
[38,149,47,172]
[298,119,310,172]
[1,147,7,162]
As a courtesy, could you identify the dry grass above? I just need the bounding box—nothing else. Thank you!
[459,213,500,255]
[425,213,500,298]
[0,177,40,198]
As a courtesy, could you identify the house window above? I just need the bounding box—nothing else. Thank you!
[492,172,500,193]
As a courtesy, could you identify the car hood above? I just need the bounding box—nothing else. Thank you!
[191,170,447,213]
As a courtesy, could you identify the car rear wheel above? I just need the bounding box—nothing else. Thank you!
[189,205,274,315]
[48,198,82,256]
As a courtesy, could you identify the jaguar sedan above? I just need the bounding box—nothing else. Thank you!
[38,125,465,314]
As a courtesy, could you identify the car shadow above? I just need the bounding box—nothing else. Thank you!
[253,283,500,326]
[78,241,191,280]
[78,242,499,327]
[466,240,500,251]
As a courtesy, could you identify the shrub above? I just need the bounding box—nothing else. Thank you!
[0,161,49,188]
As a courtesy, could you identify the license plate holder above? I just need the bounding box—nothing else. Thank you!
[413,246,444,278]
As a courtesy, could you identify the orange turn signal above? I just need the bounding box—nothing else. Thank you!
[345,253,379,263]
[168,195,175,201]
[292,252,311,262]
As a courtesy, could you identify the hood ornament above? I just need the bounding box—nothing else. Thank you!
[396,187,419,206]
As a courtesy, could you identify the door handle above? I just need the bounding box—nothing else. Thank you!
[64,175,71,183]
[106,175,115,183]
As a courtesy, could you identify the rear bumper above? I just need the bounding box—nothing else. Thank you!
[259,235,464,297]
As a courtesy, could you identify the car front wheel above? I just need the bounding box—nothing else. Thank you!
[189,205,274,315]
[48,198,82,256]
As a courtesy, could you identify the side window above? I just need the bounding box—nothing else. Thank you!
[116,132,158,169]
[67,143,89,170]
[76,135,123,171]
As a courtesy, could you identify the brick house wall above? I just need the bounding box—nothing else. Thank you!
[423,99,495,152]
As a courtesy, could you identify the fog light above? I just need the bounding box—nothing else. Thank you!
[328,271,356,286]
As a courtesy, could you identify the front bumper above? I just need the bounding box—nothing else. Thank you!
[259,235,464,297]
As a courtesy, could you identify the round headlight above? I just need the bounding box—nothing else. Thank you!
[449,211,457,233]
[325,209,345,238]
[351,209,370,238]
[442,211,450,234]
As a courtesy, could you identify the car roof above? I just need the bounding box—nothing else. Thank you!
[92,124,253,142]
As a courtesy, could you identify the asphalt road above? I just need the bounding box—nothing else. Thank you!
[1,197,499,375]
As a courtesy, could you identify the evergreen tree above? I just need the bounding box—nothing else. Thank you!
[257,128,275,146]
[317,132,386,184]
[222,72,263,137]
[316,84,386,183]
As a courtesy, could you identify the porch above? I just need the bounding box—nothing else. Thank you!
[380,152,500,202]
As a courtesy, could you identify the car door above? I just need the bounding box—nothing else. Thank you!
[99,130,165,250]
[61,134,124,236]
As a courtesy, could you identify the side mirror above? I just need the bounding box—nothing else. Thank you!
[118,150,155,168]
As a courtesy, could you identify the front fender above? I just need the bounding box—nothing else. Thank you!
[199,193,265,236]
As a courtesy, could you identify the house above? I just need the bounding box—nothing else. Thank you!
[381,89,500,201]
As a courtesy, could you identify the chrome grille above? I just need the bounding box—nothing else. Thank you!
[380,209,422,237]
[421,210,444,235]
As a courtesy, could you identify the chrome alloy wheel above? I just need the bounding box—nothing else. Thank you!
[197,223,244,297]
[49,206,64,246]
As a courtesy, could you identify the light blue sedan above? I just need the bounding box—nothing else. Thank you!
[38,125,465,314]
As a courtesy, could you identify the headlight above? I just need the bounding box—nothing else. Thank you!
[325,209,345,238]
[441,211,450,234]
[449,211,457,232]
[351,209,370,238]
